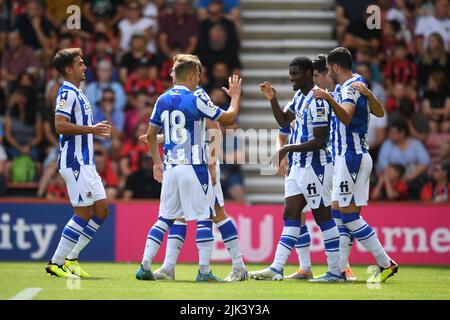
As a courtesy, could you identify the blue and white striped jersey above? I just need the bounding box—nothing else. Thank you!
[284,86,332,168]
[55,81,94,169]
[149,84,223,167]
[331,74,370,157]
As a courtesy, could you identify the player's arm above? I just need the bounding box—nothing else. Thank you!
[206,119,222,185]
[55,115,111,137]
[217,74,242,126]
[260,81,295,128]
[351,81,385,118]
[277,126,328,163]
[313,87,355,125]
[276,126,290,176]
[147,124,163,183]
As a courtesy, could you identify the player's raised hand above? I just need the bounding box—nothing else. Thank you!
[92,120,111,138]
[259,82,276,100]
[351,81,371,96]
[312,87,331,101]
[153,162,163,183]
[222,74,242,98]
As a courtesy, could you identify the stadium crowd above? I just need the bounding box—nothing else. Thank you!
[0,0,448,203]
[0,0,246,202]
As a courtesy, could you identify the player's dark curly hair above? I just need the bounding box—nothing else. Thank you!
[289,56,313,74]
[313,54,327,74]
[53,48,82,76]
[327,47,353,70]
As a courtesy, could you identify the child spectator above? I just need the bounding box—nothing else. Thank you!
[372,163,408,200]
[421,161,450,202]
[383,42,417,95]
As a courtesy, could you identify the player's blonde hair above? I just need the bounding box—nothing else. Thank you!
[173,54,202,80]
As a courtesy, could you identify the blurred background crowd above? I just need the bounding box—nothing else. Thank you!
[0,0,448,203]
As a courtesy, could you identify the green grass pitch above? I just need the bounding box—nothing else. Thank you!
[1,262,450,300]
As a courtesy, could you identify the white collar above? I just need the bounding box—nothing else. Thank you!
[173,84,191,91]
[63,80,79,90]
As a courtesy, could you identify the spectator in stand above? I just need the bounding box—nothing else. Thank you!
[123,153,161,199]
[385,82,414,113]
[417,32,450,90]
[421,161,450,202]
[119,122,149,188]
[1,30,39,87]
[124,89,153,139]
[118,1,157,53]
[422,70,450,133]
[415,0,450,54]
[335,0,373,44]
[85,33,117,83]
[198,0,240,26]
[383,42,417,96]
[197,1,241,75]
[381,19,415,59]
[377,116,430,199]
[14,0,56,50]
[340,3,382,55]
[204,62,230,93]
[372,163,408,200]
[158,0,198,56]
[86,60,126,113]
[44,0,82,29]
[3,87,42,161]
[124,60,165,98]
[94,147,119,199]
[82,0,125,31]
[139,0,159,23]
[119,32,161,84]
[93,88,125,160]
[353,48,382,83]
[159,44,181,87]
[45,173,68,200]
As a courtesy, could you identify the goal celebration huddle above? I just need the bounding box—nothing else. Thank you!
[45,46,398,284]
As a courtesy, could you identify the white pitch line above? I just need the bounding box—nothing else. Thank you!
[10,288,42,300]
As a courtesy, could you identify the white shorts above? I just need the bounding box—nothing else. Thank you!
[59,164,106,207]
[332,152,372,207]
[285,162,332,209]
[213,162,225,208]
[159,165,215,221]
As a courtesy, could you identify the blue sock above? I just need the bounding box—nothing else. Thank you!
[51,215,89,265]
[341,212,391,268]
[67,215,105,260]
[295,225,311,271]
[196,219,214,275]
[319,219,340,276]
[333,209,354,271]
[270,219,301,273]
[162,221,187,270]
[217,218,245,270]
[142,217,174,270]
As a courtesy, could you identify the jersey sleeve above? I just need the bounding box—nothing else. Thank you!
[279,126,291,136]
[149,97,162,128]
[341,85,361,107]
[310,98,331,127]
[195,94,223,121]
[55,89,76,119]
[284,95,296,113]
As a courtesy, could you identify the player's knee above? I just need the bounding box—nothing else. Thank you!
[282,209,298,221]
